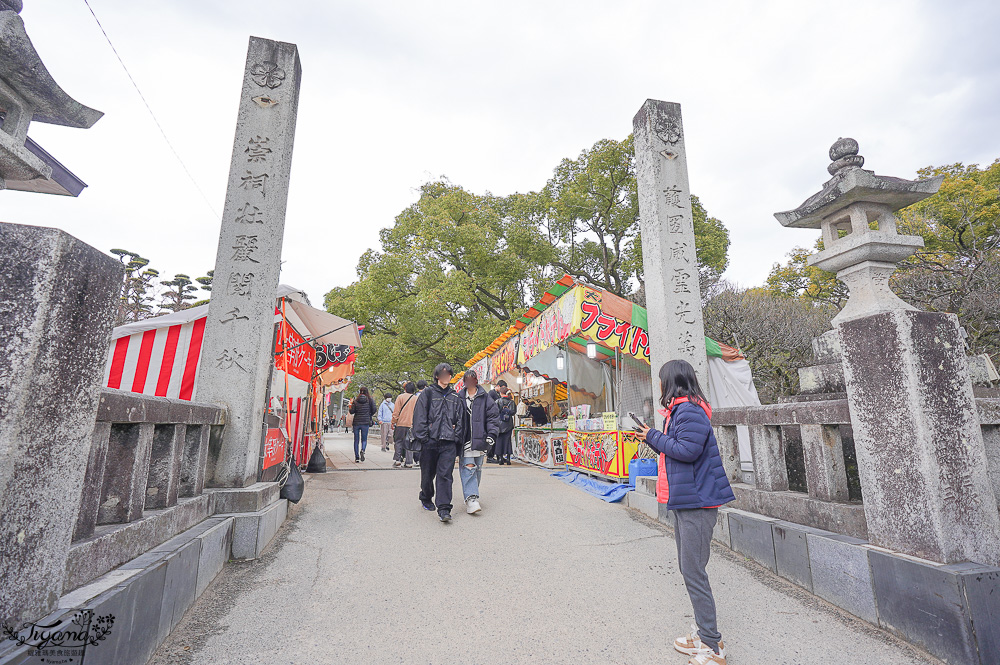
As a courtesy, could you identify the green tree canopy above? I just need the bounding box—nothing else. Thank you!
[326,135,732,386]
[536,135,729,300]
[111,248,159,325]
[160,274,198,313]
[325,180,558,384]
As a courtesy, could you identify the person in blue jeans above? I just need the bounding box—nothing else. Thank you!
[348,385,374,463]
[458,370,499,514]
[637,359,735,665]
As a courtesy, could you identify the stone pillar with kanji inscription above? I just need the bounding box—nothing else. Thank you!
[633,99,709,425]
[197,37,301,487]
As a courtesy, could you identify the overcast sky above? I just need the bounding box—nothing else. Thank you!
[6,0,999,307]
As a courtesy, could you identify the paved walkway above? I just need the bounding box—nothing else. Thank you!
[324,427,404,470]
[149,432,941,665]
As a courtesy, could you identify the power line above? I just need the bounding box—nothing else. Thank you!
[82,0,221,220]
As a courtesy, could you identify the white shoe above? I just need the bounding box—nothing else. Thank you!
[392,460,401,467]
[675,624,725,662]
[466,497,482,514]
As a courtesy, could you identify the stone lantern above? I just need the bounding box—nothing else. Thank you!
[774,139,1000,566]
[775,138,942,324]
[0,0,103,195]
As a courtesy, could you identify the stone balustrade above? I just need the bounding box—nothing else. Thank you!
[61,389,229,592]
[711,398,1000,540]
[73,389,226,541]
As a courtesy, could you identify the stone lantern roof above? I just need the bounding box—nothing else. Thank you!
[0,1,103,193]
[775,138,943,230]
[773,139,943,324]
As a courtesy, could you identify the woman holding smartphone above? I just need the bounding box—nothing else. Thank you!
[636,359,735,665]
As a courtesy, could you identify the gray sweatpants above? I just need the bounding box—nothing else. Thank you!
[674,508,722,653]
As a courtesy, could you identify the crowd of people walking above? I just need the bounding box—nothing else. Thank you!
[329,357,733,663]
[336,365,520,521]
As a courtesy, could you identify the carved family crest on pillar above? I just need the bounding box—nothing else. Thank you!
[197,37,301,488]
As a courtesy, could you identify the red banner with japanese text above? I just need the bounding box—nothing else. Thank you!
[262,427,286,469]
[275,320,316,382]
[490,336,519,379]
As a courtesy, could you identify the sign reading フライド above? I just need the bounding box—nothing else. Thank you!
[633,100,709,421]
[197,37,302,487]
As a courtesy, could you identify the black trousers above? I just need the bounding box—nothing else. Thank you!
[419,441,458,512]
[495,430,513,461]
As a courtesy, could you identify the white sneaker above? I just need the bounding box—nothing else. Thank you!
[675,625,725,659]
[466,497,482,514]
[392,460,401,467]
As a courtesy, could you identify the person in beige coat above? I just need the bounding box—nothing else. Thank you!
[391,382,419,468]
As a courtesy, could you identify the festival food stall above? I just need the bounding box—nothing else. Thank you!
[459,275,760,481]
[103,284,361,480]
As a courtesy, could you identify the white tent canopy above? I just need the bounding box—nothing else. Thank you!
[284,299,361,348]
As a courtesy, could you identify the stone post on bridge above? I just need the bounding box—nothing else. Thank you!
[197,37,301,487]
[0,225,120,626]
[775,139,1000,565]
[633,99,709,426]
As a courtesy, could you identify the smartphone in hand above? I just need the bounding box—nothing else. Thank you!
[628,412,647,431]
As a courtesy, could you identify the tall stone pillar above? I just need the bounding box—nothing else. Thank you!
[775,139,1000,565]
[633,100,709,424]
[197,37,301,487]
[0,223,120,625]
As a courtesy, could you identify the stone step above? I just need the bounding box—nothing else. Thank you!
[634,475,657,497]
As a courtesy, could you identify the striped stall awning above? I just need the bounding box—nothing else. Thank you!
[104,307,208,401]
[103,284,360,402]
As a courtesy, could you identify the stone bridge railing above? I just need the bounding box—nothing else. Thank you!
[73,389,226,541]
[66,389,226,590]
[711,398,1000,540]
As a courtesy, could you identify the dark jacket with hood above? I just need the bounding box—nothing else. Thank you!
[348,394,373,427]
[411,383,466,446]
[460,386,501,453]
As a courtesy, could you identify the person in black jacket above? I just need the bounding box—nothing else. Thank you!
[411,363,467,522]
[458,370,500,514]
[348,386,374,463]
[486,385,501,462]
[494,385,516,465]
[527,400,549,426]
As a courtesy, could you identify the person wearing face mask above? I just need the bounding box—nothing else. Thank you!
[457,370,500,514]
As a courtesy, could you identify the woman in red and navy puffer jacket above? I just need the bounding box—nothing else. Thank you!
[639,359,735,665]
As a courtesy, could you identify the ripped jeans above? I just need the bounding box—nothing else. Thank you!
[459,454,485,501]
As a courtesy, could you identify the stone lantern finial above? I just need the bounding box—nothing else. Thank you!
[827,137,864,176]
[774,140,943,324]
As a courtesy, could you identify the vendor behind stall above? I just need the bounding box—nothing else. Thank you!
[527,400,549,426]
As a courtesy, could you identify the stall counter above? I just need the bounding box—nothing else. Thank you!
[513,427,567,469]
[564,429,650,482]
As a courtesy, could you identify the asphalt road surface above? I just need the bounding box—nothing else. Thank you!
[148,432,942,665]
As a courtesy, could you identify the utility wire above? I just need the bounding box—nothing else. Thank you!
[82,0,221,220]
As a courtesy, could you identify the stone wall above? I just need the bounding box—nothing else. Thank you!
[625,477,999,665]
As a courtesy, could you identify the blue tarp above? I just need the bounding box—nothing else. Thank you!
[550,471,631,503]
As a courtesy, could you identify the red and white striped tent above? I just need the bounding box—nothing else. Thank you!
[103,284,361,401]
